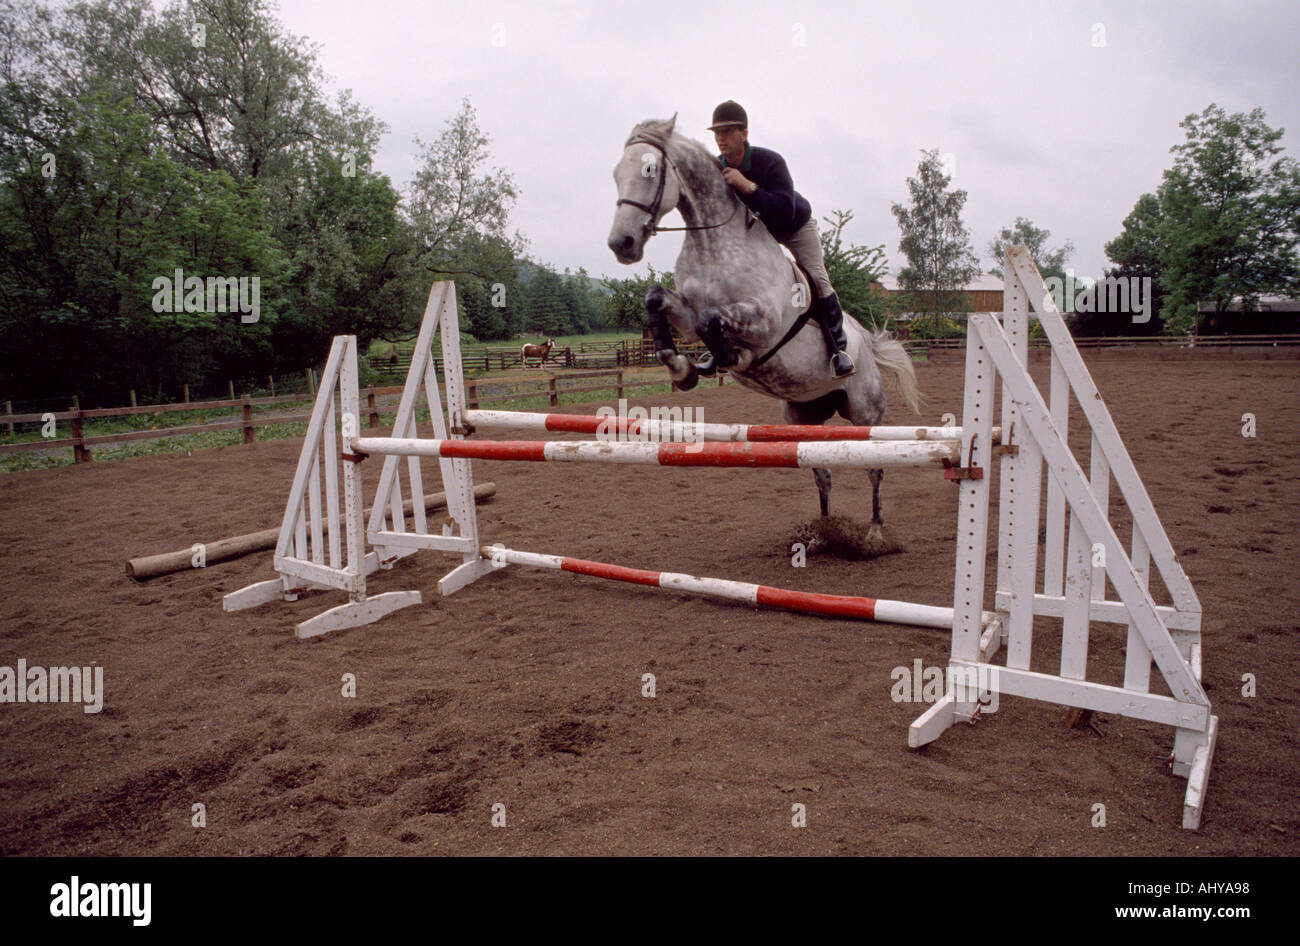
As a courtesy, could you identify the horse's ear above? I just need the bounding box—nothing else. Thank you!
[664,113,677,135]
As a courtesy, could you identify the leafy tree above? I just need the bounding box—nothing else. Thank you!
[564,267,608,333]
[819,209,903,327]
[985,217,1073,284]
[1106,193,1165,287]
[0,79,283,399]
[0,0,419,401]
[890,149,981,337]
[522,267,569,337]
[600,267,675,332]
[1152,104,1300,335]
[1085,193,1169,336]
[406,97,525,281]
[454,241,525,341]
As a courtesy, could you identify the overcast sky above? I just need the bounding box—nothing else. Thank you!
[273,0,1300,283]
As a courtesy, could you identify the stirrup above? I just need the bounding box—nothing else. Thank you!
[831,351,855,378]
[695,353,717,377]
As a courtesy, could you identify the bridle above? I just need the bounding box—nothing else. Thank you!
[615,137,742,235]
[615,134,809,374]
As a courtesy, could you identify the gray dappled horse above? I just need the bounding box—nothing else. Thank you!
[607,115,922,536]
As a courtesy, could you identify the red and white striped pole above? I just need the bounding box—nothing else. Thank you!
[354,436,959,469]
[462,409,973,443]
[480,545,966,629]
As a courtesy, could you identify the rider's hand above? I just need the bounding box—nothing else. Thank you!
[722,168,756,194]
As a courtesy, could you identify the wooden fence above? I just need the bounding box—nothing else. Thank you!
[1,366,727,465]
[385,333,1300,378]
[5,332,1297,465]
[380,338,671,378]
[917,332,1300,355]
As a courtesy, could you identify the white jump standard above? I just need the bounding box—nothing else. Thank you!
[225,249,1217,829]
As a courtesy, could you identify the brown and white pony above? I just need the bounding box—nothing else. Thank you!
[521,338,555,367]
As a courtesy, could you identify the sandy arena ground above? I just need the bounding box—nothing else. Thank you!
[1,357,1297,855]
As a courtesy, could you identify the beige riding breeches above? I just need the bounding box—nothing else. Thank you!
[780,217,835,299]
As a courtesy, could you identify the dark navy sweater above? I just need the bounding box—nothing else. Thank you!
[720,142,812,242]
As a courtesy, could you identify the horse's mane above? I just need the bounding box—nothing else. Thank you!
[625,119,727,196]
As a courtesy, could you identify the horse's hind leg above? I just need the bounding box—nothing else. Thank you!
[868,469,884,542]
[814,468,832,517]
[783,391,843,518]
[839,364,888,539]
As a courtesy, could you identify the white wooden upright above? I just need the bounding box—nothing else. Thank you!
[907,246,1216,830]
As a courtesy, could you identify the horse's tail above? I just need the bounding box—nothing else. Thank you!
[868,329,923,418]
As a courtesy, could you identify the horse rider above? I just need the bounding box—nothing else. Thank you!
[704,100,855,379]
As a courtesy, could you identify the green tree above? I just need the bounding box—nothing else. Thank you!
[819,209,903,327]
[1153,104,1300,335]
[406,97,525,285]
[1091,193,1168,336]
[564,267,608,333]
[453,238,525,341]
[600,267,675,332]
[0,82,283,399]
[986,217,1073,283]
[890,149,981,337]
[0,0,414,400]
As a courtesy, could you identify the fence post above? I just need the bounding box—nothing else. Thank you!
[617,369,624,401]
[183,384,190,403]
[367,387,379,429]
[306,368,316,395]
[4,401,12,436]
[71,410,91,464]
[548,375,558,407]
[241,396,255,444]
[228,379,235,399]
[129,390,137,408]
[467,379,478,410]
[268,375,275,397]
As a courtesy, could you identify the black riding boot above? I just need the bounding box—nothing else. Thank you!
[816,293,855,378]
